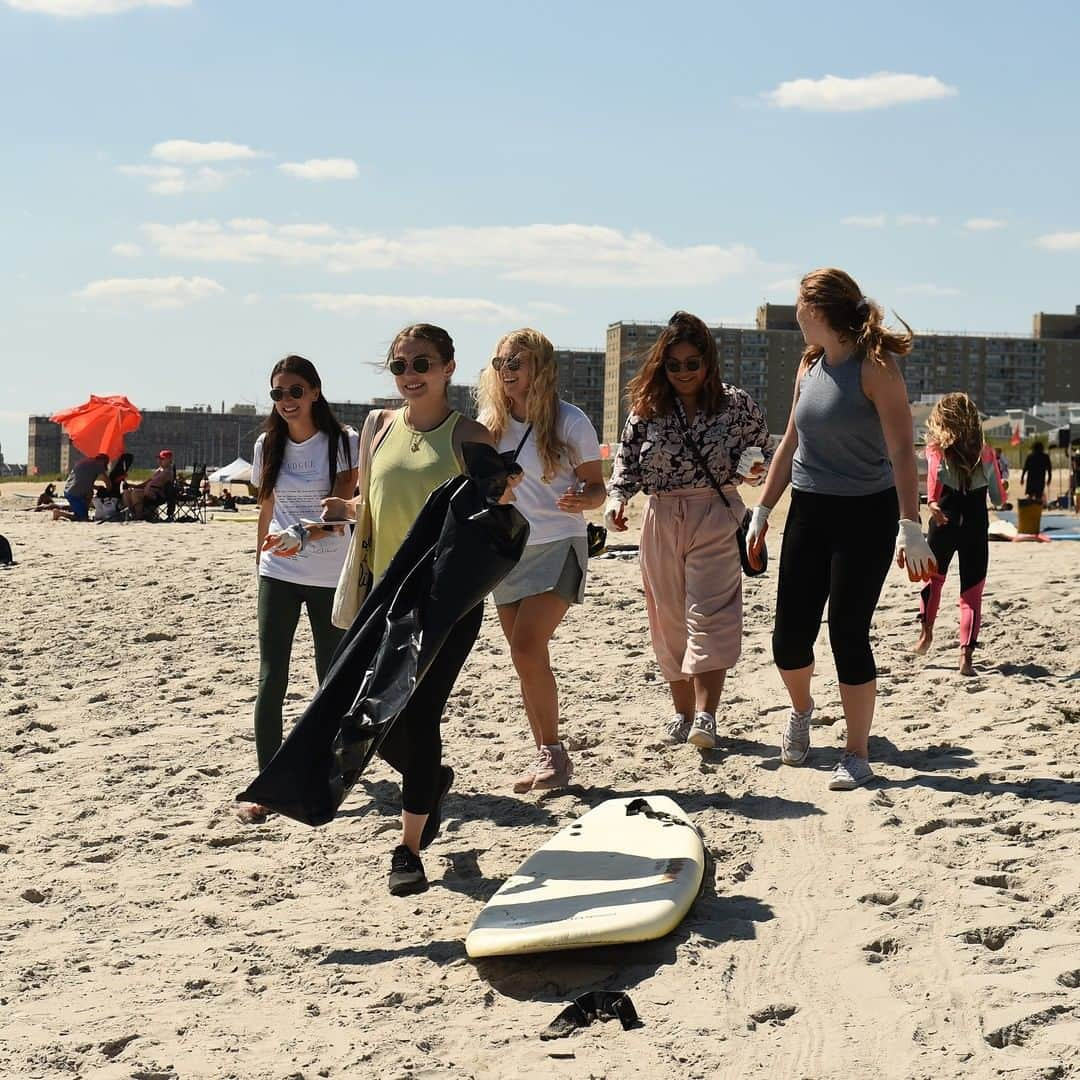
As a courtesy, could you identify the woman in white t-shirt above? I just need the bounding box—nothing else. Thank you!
[236,355,359,824]
[477,328,604,792]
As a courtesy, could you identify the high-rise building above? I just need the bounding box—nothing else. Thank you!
[601,303,1080,443]
[602,308,804,443]
[554,348,605,437]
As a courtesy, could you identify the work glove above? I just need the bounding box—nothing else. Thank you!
[895,519,937,582]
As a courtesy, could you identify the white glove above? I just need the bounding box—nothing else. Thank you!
[604,497,627,532]
[746,504,771,550]
[895,519,937,581]
[736,447,766,486]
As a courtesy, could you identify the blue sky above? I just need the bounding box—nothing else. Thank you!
[3,0,1078,464]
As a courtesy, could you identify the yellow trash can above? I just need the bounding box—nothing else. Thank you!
[1017,498,1043,535]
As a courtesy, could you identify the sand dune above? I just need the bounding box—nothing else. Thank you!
[2,499,1079,1079]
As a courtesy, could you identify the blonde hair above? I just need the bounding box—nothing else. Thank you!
[926,392,985,477]
[799,267,913,369]
[477,328,567,482]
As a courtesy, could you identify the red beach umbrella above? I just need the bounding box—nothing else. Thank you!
[51,395,143,461]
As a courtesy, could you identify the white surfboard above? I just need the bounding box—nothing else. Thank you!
[465,795,704,958]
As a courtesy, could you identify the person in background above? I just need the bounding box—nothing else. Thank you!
[1071,449,1080,514]
[123,450,177,521]
[477,327,604,793]
[63,454,110,521]
[1021,441,1052,505]
[747,268,935,791]
[913,394,1005,676]
[605,311,770,751]
[994,447,1010,488]
[235,356,359,826]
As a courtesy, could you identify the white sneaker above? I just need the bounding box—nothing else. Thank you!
[782,699,814,766]
[666,713,692,744]
[829,751,874,790]
[688,711,718,750]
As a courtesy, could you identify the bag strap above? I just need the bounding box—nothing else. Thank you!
[672,403,736,516]
[510,422,533,464]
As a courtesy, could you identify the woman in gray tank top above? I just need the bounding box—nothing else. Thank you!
[745,268,937,791]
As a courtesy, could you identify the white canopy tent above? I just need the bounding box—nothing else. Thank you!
[208,457,253,484]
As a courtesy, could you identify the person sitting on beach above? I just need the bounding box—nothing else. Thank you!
[38,483,57,507]
[221,488,237,512]
[605,311,771,751]
[477,327,605,794]
[1021,442,1052,506]
[747,268,935,790]
[62,454,110,522]
[913,394,1005,676]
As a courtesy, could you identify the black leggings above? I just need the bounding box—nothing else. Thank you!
[377,602,484,815]
[772,487,899,686]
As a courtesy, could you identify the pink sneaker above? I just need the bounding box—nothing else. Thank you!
[530,743,574,790]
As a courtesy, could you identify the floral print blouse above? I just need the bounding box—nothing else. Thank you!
[607,385,772,502]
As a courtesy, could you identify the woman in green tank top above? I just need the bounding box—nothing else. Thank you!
[323,323,513,897]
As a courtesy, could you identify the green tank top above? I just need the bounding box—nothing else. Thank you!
[368,409,463,582]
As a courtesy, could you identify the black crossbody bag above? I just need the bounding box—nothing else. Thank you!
[673,406,767,577]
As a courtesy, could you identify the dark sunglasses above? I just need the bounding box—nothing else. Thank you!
[491,354,525,372]
[665,357,703,373]
[389,357,433,376]
[270,384,306,401]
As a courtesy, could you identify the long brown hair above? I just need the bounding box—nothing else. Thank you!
[477,328,567,482]
[926,392,985,478]
[257,355,350,503]
[799,268,913,369]
[386,323,455,389]
[625,311,726,420]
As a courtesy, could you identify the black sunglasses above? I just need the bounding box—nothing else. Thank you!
[491,354,525,372]
[270,384,306,401]
[390,357,433,376]
[665,357,703,373]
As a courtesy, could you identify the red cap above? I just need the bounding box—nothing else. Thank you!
[159,449,173,459]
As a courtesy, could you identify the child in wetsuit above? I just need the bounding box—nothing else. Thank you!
[914,393,1005,676]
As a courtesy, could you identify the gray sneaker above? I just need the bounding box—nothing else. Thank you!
[782,699,814,766]
[666,713,692,744]
[829,751,874,790]
[687,711,718,750]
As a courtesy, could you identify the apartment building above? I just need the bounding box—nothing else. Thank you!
[554,348,605,437]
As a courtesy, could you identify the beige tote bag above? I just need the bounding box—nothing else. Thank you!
[331,410,380,629]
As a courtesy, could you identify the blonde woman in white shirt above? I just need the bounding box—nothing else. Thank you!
[478,329,605,792]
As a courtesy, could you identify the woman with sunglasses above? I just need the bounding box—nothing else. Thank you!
[605,312,770,750]
[321,323,512,897]
[477,329,604,793]
[236,355,359,825]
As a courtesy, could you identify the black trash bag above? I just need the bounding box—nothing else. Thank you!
[540,992,641,1040]
[238,442,529,826]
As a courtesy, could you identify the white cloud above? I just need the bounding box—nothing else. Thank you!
[303,292,520,322]
[119,164,183,179]
[119,162,238,195]
[897,214,940,226]
[111,242,143,257]
[1036,231,1080,251]
[76,275,225,310]
[278,158,359,181]
[228,218,272,232]
[7,0,189,14]
[140,219,764,287]
[151,140,263,164]
[897,283,964,297]
[764,72,957,112]
[842,214,887,228]
[526,300,570,315]
[964,218,1007,231]
[278,223,339,238]
[242,292,262,305]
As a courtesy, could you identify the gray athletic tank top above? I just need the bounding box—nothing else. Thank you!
[791,353,894,496]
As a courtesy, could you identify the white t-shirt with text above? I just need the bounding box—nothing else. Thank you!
[495,401,602,546]
[251,427,359,588]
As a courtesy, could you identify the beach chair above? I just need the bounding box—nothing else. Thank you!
[172,464,208,524]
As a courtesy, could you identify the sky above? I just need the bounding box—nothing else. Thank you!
[2,0,1079,464]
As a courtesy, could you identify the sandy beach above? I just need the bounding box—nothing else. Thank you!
[2,492,1079,1080]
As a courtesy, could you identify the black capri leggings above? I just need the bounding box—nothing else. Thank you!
[772,487,899,686]
[377,602,484,816]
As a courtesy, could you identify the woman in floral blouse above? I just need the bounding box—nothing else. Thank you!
[605,311,771,749]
